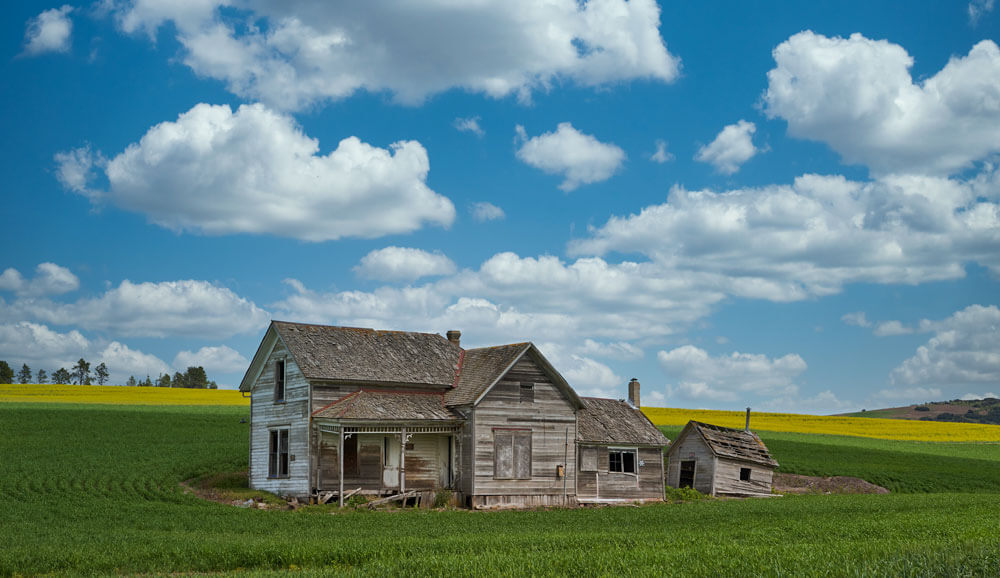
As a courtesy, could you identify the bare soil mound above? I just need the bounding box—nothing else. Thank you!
[774,473,889,495]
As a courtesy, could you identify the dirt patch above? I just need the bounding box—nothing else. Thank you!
[180,471,287,510]
[773,473,889,495]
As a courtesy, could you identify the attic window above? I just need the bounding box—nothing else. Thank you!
[274,359,286,402]
[740,467,751,481]
[520,382,534,403]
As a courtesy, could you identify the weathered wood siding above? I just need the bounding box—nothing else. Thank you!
[249,337,310,497]
[455,407,475,497]
[666,432,715,495]
[577,445,664,501]
[471,354,577,503]
[317,432,452,493]
[713,457,774,496]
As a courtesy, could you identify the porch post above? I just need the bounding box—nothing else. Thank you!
[338,428,345,508]
[400,427,406,496]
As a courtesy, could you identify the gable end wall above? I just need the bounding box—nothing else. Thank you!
[249,337,311,498]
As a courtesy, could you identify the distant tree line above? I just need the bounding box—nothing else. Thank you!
[0,359,217,389]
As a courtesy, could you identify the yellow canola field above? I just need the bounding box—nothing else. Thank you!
[643,406,1000,442]
[0,384,249,406]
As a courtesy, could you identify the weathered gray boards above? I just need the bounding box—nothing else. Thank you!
[665,421,778,497]
[239,321,670,508]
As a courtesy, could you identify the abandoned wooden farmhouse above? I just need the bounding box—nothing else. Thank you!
[665,419,778,497]
[239,321,670,508]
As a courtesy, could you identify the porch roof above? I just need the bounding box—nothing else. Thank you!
[312,389,461,422]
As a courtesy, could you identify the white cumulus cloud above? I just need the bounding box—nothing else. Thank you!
[515,123,626,191]
[841,311,871,327]
[173,345,248,373]
[355,247,457,282]
[695,120,759,174]
[454,117,484,137]
[650,139,673,164]
[110,0,679,110]
[22,5,74,56]
[470,202,506,222]
[891,304,1000,387]
[56,103,455,241]
[570,173,1000,300]
[0,263,79,297]
[764,32,1000,176]
[7,279,269,339]
[873,320,915,336]
[658,345,807,404]
[0,322,169,384]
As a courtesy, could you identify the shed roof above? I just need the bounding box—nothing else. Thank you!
[312,390,460,422]
[683,421,778,468]
[272,321,461,386]
[577,397,671,446]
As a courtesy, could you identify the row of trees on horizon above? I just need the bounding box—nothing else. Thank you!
[0,359,219,389]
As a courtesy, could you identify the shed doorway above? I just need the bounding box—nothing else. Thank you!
[679,460,696,488]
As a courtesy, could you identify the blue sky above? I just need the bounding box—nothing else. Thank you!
[2,0,998,413]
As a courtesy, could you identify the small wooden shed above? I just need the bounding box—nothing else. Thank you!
[666,420,778,497]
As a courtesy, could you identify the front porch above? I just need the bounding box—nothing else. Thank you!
[312,421,461,506]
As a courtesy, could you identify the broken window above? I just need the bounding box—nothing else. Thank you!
[494,428,532,479]
[274,359,286,402]
[609,449,637,474]
[520,382,534,403]
[740,467,751,481]
[268,428,289,478]
[679,460,695,488]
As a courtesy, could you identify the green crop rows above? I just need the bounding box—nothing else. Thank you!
[2,403,999,576]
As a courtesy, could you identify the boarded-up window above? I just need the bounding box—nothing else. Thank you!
[580,446,598,472]
[740,467,751,481]
[274,359,285,402]
[494,429,531,479]
[520,382,534,403]
[609,449,636,474]
[268,428,289,477]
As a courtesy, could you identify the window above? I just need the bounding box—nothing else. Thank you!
[679,460,695,488]
[494,429,532,479]
[268,428,289,478]
[274,359,286,402]
[740,467,751,481]
[519,382,534,403]
[580,446,598,472]
[609,449,637,474]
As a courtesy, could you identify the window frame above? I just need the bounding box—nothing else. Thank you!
[608,447,638,474]
[739,467,752,481]
[274,358,286,403]
[268,427,290,478]
[493,428,532,480]
[519,382,534,403]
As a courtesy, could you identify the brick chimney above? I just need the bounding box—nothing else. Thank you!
[446,330,461,346]
[627,378,640,408]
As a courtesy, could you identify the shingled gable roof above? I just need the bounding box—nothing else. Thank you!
[270,321,461,386]
[443,343,585,409]
[312,390,461,422]
[577,397,670,446]
[674,421,779,468]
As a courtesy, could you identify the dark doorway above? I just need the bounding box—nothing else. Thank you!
[679,460,695,488]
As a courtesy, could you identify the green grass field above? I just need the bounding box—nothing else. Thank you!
[2,403,999,576]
